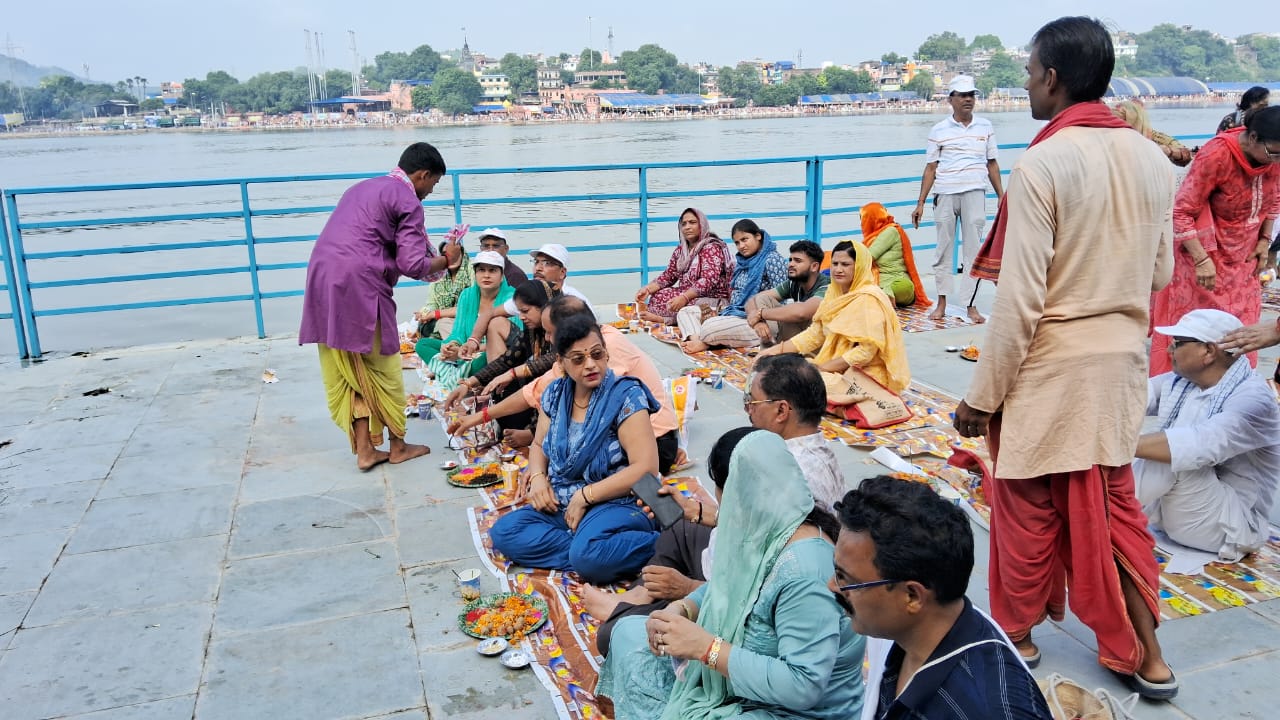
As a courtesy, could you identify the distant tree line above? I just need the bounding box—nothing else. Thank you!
[4,25,1277,120]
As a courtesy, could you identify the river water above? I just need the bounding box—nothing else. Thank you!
[0,106,1227,355]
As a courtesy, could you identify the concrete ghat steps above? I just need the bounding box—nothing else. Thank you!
[0,314,1276,719]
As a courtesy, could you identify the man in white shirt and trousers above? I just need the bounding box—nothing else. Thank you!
[911,74,1004,324]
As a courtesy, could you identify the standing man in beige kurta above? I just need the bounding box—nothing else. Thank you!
[954,17,1179,701]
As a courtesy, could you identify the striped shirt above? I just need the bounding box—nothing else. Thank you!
[925,116,998,195]
[872,599,1052,720]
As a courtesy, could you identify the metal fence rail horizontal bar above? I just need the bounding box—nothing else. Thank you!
[0,133,1214,359]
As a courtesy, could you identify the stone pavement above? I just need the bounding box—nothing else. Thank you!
[0,321,1277,719]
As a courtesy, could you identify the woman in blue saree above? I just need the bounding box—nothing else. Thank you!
[489,314,661,585]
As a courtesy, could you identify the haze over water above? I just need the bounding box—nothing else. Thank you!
[0,107,1226,356]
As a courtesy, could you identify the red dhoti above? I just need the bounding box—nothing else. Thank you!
[984,417,1161,675]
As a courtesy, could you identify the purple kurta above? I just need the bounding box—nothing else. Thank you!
[299,174,445,355]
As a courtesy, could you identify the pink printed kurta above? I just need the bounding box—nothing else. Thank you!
[648,240,732,321]
[1149,129,1280,375]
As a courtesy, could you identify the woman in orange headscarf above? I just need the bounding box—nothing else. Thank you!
[860,202,931,308]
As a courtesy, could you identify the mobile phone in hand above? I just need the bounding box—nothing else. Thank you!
[632,473,686,530]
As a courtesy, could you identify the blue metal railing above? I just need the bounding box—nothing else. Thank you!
[0,134,1212,359]
[0,196,29,358]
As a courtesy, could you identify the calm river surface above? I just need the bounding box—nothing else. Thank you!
[0,106,1226,355]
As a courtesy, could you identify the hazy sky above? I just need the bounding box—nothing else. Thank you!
[5,0,1268,84]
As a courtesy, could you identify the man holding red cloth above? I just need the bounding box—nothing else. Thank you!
[955,17,1179,701]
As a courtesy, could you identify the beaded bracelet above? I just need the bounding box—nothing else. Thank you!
[703,636,724,668]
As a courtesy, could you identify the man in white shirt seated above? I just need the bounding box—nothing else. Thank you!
[1136,309,1280,562]
[472,243,595,350]
[744,353,847,511]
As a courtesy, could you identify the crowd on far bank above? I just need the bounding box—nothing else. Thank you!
[295,17,1280,720]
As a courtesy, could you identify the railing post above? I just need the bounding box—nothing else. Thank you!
[811,157,825,245]
[4,192,39,358]
[638,166,650,284]
[803,159,816,242]
[451,172,463,226]
[0,194,29,358]
[239,182,266,338]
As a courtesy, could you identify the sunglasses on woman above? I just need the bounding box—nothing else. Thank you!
[564,346,607,366]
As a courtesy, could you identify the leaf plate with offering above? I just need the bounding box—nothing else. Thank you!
[459,592,549,640]
[446,461,504,488]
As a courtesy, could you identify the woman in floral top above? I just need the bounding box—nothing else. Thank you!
[635,207,733,324]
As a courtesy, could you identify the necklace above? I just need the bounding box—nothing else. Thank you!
[573,398,591,409]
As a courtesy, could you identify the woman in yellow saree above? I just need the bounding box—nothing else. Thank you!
[756,240,909,396]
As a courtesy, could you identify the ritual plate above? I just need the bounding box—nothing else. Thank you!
[446,462,503,488]
[459,592,549,640]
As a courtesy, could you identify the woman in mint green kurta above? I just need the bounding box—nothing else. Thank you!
[595,431,865,720]
[414,255,521,388]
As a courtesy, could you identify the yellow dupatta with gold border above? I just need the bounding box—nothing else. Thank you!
[812,243,910,392]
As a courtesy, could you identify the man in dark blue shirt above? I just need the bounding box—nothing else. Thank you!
[830,476,1052,719]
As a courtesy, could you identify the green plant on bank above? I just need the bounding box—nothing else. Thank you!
[976,51,1027,95]
[903,72,935,100]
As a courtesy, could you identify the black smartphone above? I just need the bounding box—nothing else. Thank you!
[632,473,686,530]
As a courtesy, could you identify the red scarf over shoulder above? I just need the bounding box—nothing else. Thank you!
[970,101,1131,281]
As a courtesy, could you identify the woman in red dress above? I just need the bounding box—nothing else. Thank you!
[1150,107,1280,376]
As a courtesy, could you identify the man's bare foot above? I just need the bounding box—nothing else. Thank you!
[927,302,947,321]
[1136,656,1174,684]
[581,585,624,621]
[502,428,534,448]
[966,306,986,324]
[680,337,709,353]
[357,450,390,471]
[580,584,652,620]
[388,438,431,464]
[1014,637,1041,664]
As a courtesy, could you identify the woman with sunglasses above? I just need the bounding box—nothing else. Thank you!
[489,314,662,585]
[1150,105,1280,376]
[596,429,864,720]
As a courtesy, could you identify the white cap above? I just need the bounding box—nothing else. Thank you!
[472,250,506,269]
[1155,309,1243,343]
[478,227,507,242]
[948,75,977,94]
[532,243,570,270]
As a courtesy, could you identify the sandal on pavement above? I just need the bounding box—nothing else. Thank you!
[1112,668,1179,701]
[1019,647,1041,669]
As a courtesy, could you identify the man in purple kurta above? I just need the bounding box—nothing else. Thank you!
[299,142,461,470]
